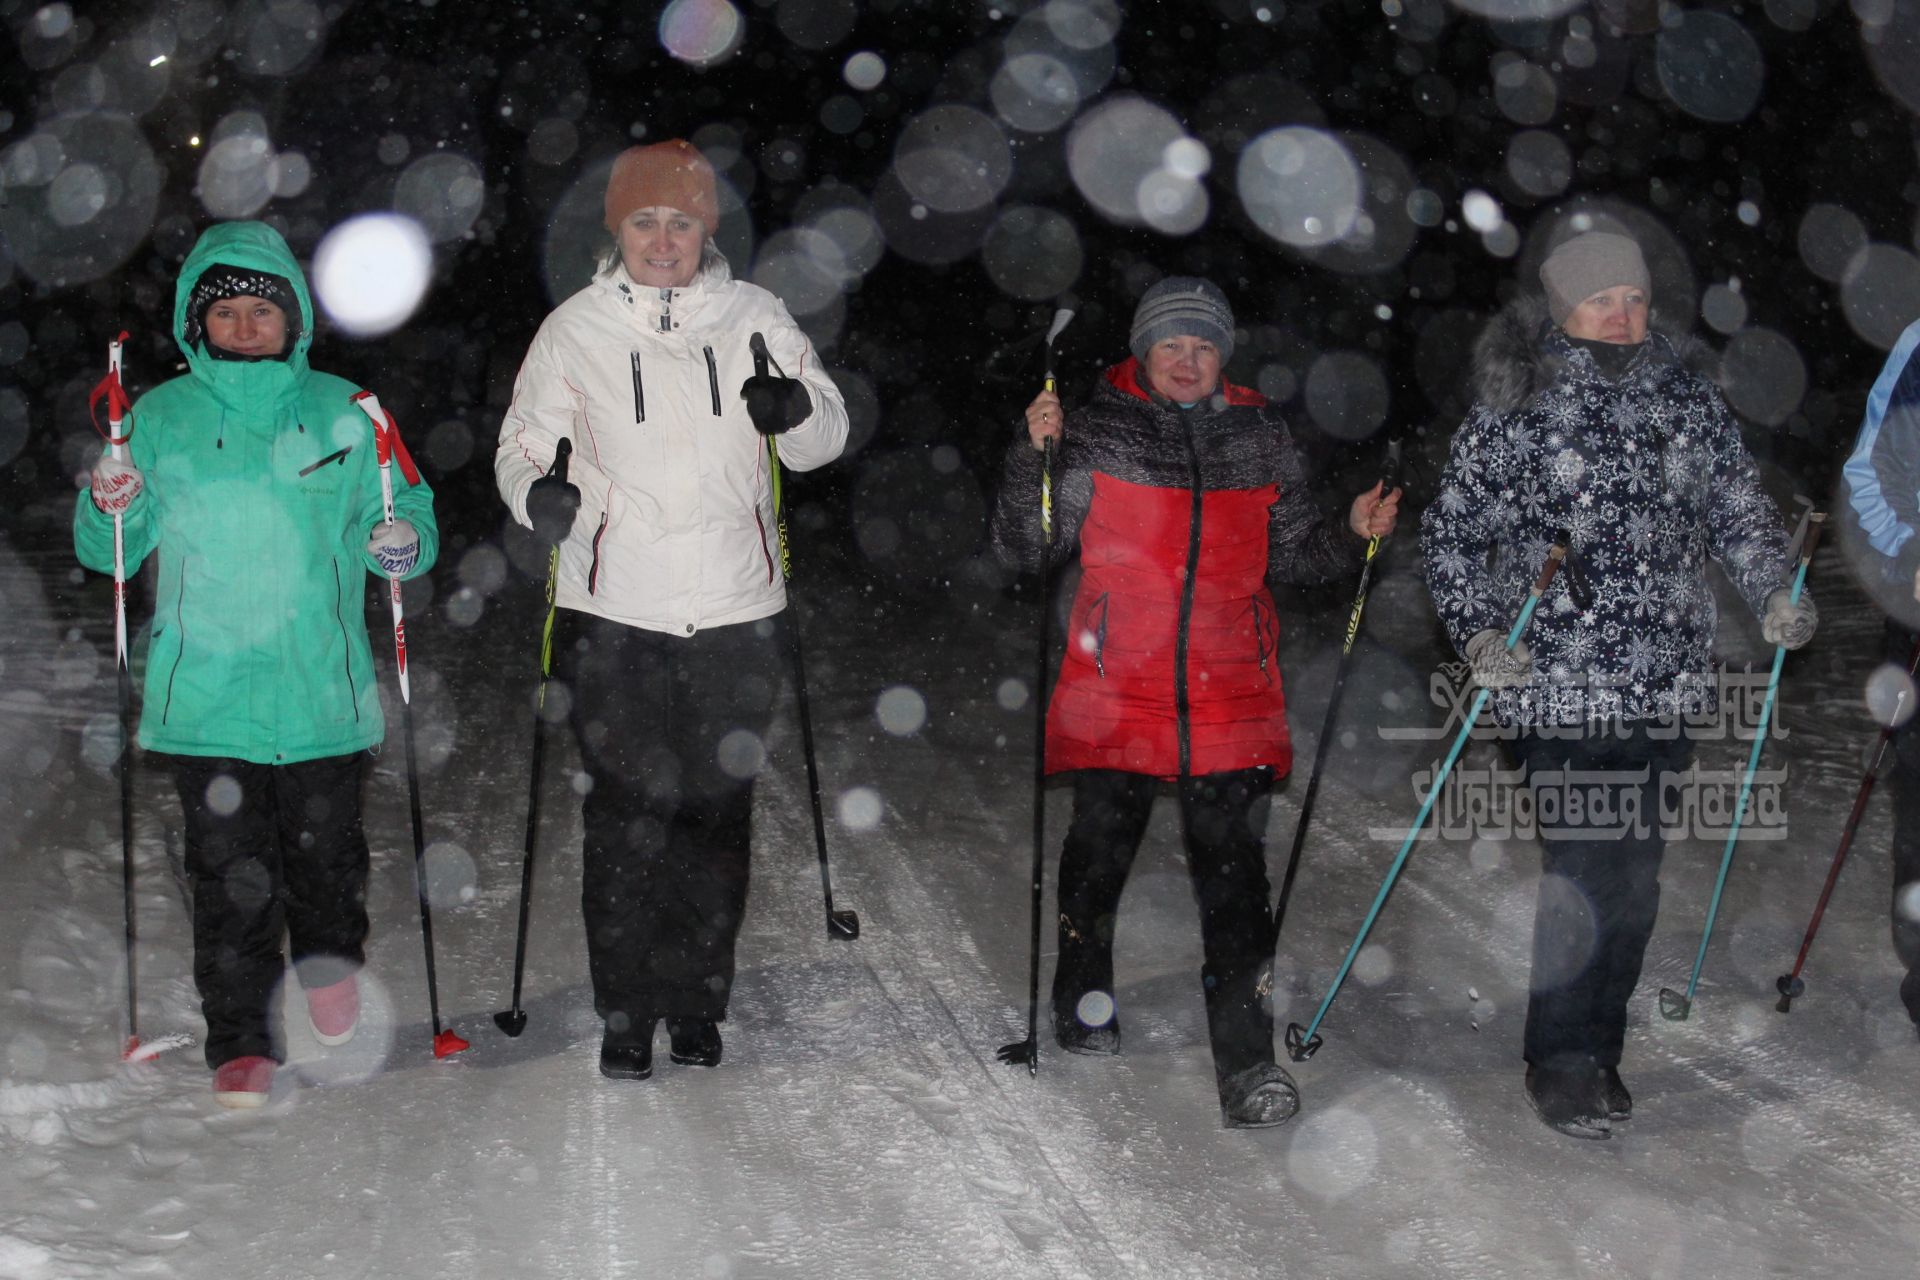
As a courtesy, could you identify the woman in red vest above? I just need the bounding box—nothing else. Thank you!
[991,277,1399,1127]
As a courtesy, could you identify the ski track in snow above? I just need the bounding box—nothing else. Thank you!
[8,538,1920,1276]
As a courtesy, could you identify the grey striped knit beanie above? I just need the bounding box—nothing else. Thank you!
[1129,276,1235,365]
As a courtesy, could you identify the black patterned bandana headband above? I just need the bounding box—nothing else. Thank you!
[184,264,303,356]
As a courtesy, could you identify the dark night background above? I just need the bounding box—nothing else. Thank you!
[5,0,1920,605]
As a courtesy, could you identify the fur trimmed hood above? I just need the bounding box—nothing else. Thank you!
[1471,294,1718,414]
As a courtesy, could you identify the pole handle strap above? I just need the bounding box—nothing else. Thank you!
[350,390,422,486]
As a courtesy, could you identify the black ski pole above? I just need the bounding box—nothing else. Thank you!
[495,438,571,1037]
[1777,634,1920,1011]
[355,392,470,1059]
[752,332,859,940]
[1269,437,1402,950]
[999,304,1075,1073]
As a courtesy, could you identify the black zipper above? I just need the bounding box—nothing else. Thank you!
[331,558,361,722]
[587,513,609,595]
[1087,593,1110,677]
[1175,408,1203,778]
[299,446,351,477]
[1252,596,1275,684]
[630,352,645,422]
[161,565,187,722]
[703,346,721,415]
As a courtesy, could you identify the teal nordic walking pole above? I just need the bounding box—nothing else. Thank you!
[1660,508,1825,1021]
[1286,538,1568,1062]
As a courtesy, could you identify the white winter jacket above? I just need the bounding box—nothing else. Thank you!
[497,255,849,636]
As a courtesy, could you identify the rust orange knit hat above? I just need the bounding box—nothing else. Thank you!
[603,140,719,235]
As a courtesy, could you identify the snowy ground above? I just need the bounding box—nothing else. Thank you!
[5,506,1920,1280]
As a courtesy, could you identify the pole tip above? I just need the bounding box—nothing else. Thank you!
[433,1029,472,1058]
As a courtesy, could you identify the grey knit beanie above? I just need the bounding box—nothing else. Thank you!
[1538,231,1649,327]
[1129,276,1235,365]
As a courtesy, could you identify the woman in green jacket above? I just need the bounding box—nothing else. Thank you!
[73,221,438,1107]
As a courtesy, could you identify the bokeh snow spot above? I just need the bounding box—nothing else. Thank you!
[290,967,395,1087]
[313,213,433,337]
[1069,96,1191,227]
[395,153,486,243]
[1305,352,1388,441]
[1656,10,1764,124]
[717,728,766,780]
[1867,662,1919,729]
[1841,245,1920,350]
[1718,329,1805,426]
[1352,943,1393,986]
[423,841,477,910]
[893,105,1012,215]
[843,50,886,91]
[1505,130,1571,199]
[1797,203,1868,283]
[1286,1105,1379,1202]
[777,0,858,51]
[837,786,883,831]
[659,0,743,68]
[1701,283,1748,335]
[876,686,927,737]
[205,772,243,819]
[1237,127,1360,248]
[983,206,1083,300]
[1074,990,1115,1029]
[996,678,1030,713]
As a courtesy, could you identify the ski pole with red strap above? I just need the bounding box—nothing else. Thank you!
[352,390,468,1059]
[91,332,140,1059]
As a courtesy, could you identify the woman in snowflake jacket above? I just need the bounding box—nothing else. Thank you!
[991,277,1400,1128]
[1420,229,1815,1139]
[496,140,848,1082]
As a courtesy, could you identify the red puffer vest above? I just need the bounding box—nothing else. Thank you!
[1045,367,1290,779]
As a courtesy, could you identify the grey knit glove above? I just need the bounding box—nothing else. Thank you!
[1464,628,1533,689]
[1761,589,1817,650]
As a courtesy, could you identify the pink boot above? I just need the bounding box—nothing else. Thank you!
[307,974,360,1046]
[212,1055,276,1109]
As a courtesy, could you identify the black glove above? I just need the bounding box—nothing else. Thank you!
[740,375,812,436]
[525,473,582,546]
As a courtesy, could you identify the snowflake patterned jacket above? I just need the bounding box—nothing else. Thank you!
[1420,296,1793,727]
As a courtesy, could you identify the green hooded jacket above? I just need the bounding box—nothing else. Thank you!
[74,221,439,764]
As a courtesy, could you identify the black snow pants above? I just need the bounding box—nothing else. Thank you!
[1882,622,1920,1025]
[1512,721,1693,1074]
[557,609,780,1031]
[168,751,372,1069]
[1052,766,1277,1084]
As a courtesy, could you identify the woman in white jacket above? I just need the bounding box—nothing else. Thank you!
[496,139,849,1081]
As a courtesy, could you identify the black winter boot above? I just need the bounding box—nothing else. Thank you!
[1218,1063,1300,1129]
[1524,1065,1609,1139]
[1600,1066,1632,1122]
[599,1019,656,1081]
[667,1019,723,1068]
[1052,1003,1120,1056]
